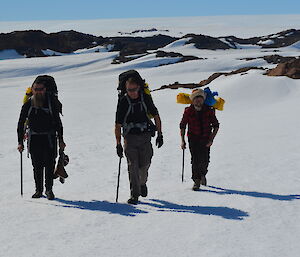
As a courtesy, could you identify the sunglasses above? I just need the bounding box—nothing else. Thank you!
[33,87,45,92]
[126,87,139,92]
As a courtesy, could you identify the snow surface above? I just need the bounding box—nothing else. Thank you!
[0,16,300,257]
[257,39,275,45]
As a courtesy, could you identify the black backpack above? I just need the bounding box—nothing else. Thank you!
[118,70,145,100]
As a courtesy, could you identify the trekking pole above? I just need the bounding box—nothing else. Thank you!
[115,157,122,202]
[20,152,23,197]
[181,149,185,183]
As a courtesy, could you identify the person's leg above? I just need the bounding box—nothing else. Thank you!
[198,144,210,185]
[44,136,57,200]
[138,133,153,197]
[30,136,44,195]
[188,138,201,182]
[124,134,140,200]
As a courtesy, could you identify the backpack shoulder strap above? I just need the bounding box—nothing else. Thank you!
[140,93,148,114]
[123,95,132,125]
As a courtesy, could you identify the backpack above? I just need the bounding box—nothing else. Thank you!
[118,70,151,101]
[118,70,156,136]
[23,75,63,114]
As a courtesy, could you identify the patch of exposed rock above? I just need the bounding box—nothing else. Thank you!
[266,58,300,79]
[154,67,266,91]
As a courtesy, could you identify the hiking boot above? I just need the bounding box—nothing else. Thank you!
[127,197,139,205]
[200,175,207,186]
[192,179,201,191]
[140,184,148,197]
[45,190,55,200]
[32,191,42,198]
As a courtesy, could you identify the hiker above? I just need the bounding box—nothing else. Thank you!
[17,79,66,200]
[180,88,219,190]
[115,76,163,205]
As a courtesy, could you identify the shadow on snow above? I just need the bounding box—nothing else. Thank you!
[201,186,300,201]
[140,199,249,220]
[54,198,147,217]
[53,198,248,220]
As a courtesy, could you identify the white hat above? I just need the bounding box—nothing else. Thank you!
[189,89,206,101]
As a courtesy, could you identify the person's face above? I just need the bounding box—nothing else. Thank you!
[32,83,46,96]
[126,82,140,99]
[192,96,204,108]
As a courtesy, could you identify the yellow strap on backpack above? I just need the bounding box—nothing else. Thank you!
[23,87,32,104]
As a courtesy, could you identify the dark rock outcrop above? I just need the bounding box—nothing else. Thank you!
[241,55,299,64]
[263,55,298,64]
[266,58,300,79]
[154,67,266,91]
[185,34,231,50]
[0,30,104,57]
[220,29,300,49]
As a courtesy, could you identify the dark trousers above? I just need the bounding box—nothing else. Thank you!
[30,135,57,192]
[124,132,153,198]
[188,138,210,180]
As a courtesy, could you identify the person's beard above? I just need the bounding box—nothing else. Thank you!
[194,103,203,111]
[32,94,45,108]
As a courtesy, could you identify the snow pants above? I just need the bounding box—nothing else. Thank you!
[124,132,153,198]
[30,135,57,192]
[188,138,210,181]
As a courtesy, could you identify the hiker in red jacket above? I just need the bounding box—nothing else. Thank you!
[180,89,219,190]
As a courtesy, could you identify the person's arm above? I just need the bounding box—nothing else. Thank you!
[153,114,162,135]
[115,123,124,157]
[206,110,219,147]
[115,123,122,145]
[179,108,188,149]
[115,99,126,157]
[206,127,219,147]
[53,102,65,150]
[180,128,186,149]
[17,102,30,152]
[57,116,66,150]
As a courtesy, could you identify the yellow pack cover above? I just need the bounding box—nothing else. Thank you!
[144,83,151,96]
[176,93,192,104]
[213,97,225,111]
[176,93,225,111]
[23,87,32,104]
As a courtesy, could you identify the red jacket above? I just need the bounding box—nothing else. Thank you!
[180,104,219,141]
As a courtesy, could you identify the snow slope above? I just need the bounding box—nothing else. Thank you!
[0,17,300,257]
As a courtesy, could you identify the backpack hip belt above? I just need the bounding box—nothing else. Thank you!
[27,129,56,154]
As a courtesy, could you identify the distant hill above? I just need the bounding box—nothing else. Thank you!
[0,29,299,62]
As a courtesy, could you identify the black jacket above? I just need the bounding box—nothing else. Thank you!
[17,97,63,145]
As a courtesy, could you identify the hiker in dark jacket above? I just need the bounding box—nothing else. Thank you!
[17,81,66,200]
[115,77,163,204]
[180,88,219,190]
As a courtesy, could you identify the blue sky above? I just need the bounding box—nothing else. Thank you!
[0,0,299,21]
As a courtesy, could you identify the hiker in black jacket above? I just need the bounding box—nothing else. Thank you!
[17,81,66,200]
[115,77,163,205]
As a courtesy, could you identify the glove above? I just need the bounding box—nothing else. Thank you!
[116,144,123,158]
[156,133,163,148]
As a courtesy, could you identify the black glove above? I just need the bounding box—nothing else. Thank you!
[156,133,163,148]
[116,144,123,158]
